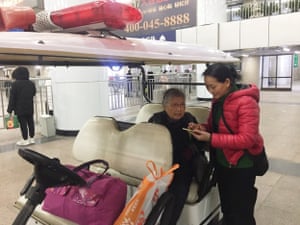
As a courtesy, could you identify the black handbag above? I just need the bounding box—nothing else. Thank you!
[249,147,269,176]
[192,150,209,184]
[190,144,215,201]
[222,112,269,176]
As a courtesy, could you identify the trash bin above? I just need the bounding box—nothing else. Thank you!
[40,115,56,137]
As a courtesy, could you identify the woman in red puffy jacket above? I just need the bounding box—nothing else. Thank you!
[189,63,264,225]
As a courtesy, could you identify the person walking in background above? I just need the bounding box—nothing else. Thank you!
[188,63,264,225]
[147,71,154,100]
[125,69,133,97]
[148,88,206,225]
[4,75,12,98]
[7,67,36,146]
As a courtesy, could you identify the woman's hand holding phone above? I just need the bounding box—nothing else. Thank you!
[190,129,211,142]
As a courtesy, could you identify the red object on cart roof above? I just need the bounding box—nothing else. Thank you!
[49,0,142,30]
[0,6,35,31]
[0,1,142,32]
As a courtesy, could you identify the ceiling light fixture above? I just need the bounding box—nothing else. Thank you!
[283,47,290,52]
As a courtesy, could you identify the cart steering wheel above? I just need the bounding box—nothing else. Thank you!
[18,148,86,188]
[13,149,86,225]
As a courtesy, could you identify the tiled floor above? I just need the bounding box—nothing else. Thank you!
[2,88,300,225]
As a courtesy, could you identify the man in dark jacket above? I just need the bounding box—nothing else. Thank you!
[7,67,36,146]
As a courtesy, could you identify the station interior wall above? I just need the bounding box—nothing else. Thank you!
[177,12,300,51]
[176,11,300,84]
[241,57,261,86]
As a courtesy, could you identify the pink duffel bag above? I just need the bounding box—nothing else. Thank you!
[42,159,127,225]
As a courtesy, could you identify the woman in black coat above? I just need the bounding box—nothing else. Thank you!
[148,88,205,225]
[7,67,36,146]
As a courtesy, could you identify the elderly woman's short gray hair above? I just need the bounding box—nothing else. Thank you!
[162,88,185,106]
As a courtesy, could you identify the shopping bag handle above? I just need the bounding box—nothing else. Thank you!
[146,160,179,179]
[73,159,109,174]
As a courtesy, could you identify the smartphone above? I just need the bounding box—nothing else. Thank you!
[182,128,194,133]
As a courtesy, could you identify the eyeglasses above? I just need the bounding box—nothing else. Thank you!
[168,103,185,108]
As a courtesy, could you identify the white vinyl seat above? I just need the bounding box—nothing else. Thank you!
[135,103,210,124]
[72,116,173,182]
[14,196,78,225]
[135,103,164,123]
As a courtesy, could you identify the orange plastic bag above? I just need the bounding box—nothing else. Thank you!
[114,160,179,225]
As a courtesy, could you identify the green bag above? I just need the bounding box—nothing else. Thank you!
[4,115,19,129]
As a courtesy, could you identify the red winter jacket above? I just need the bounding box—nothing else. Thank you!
[204,84,264,166]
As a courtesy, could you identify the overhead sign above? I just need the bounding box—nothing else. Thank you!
[117,0,197,37]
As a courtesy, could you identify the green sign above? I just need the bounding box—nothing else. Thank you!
[294,54,298,68]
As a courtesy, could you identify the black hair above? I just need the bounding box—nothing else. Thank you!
[203,63,241,85]
[162,88,185,106]
[12,66,29,80]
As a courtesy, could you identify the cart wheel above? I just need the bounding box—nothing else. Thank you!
[144,191,175,225]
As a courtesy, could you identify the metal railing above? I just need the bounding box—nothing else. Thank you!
[0,78,53,129]
[108,75,142,110]
[142,73,196,103]
[0,72,202,129]
[227,0,300,21]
